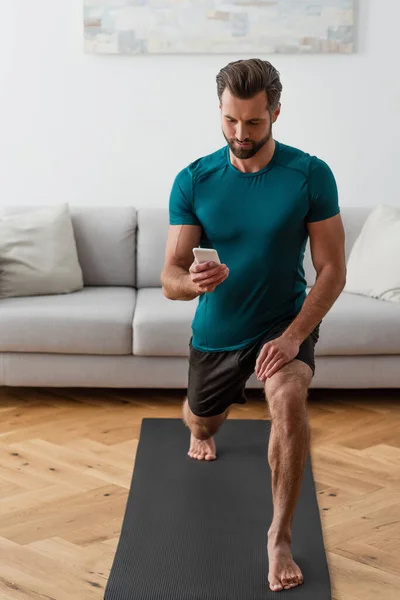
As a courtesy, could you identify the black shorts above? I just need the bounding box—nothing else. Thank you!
[187,315,321,418]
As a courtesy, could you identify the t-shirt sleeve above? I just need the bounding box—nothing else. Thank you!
[169,167,201,226]
[306,157,340,223]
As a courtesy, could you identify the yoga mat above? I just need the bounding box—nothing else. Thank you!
[104,418,331,599]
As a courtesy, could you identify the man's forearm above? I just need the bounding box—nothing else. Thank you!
[161,266,200,301]
[282,265,346,345]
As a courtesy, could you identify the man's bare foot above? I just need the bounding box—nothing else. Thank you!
[188,433,217,461]
[267,532,304,592]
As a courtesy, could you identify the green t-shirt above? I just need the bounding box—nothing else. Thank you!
[169,140,339,352]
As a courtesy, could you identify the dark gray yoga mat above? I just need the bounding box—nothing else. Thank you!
[104,418,331,599]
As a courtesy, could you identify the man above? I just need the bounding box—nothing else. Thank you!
[161,58,346,592]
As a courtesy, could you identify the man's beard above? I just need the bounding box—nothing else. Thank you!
[223,121,272,159]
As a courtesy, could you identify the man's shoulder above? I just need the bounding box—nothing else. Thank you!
[276,141,325,176]
[179,146,227,184]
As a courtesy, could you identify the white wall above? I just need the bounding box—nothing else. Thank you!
[0,1,398,209]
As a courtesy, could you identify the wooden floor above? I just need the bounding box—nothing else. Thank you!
[0,385,399,600]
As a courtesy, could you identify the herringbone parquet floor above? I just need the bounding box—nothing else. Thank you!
[0,386,399,599]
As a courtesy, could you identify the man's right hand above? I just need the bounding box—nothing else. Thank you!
[189,261,229,294]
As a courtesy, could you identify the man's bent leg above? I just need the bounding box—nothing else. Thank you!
[182,397,230,461]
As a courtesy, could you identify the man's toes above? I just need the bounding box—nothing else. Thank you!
[269,580,283,591]
[282,576,298,588]
[188,444,216,461]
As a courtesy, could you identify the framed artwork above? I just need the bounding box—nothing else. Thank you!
[84,0,355,55]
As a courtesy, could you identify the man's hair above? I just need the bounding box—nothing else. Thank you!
[216,58,282,112]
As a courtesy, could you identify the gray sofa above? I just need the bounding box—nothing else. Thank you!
[0,205,399,389]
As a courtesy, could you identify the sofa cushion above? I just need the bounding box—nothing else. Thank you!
[1,205,137,287]
[0,287,136,355]
[136,208,169,288]
[344,204,400,303]
[133,287,196,356]
[71,206,137,287]
[315,290,400,355]
[0,204,83,299]
[303,206,372,286]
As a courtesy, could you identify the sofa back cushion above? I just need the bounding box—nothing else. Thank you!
[136,208,169,288]
[303,206,373,285]
[1,206,137,286]
[136,206,374,288]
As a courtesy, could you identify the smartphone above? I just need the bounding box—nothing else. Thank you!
[192,247,221,265]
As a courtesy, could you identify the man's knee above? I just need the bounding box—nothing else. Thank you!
[264,362,311,423]
[268,388,308,427]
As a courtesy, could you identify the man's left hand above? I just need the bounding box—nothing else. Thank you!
[255,335,300,381]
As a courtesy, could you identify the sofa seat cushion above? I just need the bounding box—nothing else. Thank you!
[316,290,400,355]
[133,288,197,356]
[0,287,136,355]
